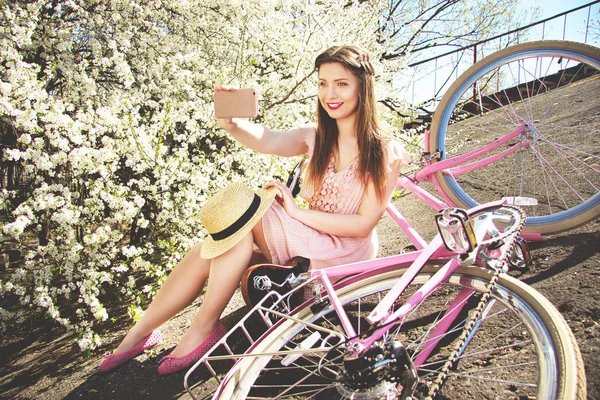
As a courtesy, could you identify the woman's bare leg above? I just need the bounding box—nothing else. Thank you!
[251,219,272,262]
[114,243,210,354]
[170,230,256,357]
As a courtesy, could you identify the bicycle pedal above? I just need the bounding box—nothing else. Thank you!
[502,196,538,206]
[508,237,533,271]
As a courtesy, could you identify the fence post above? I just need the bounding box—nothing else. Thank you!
[585,6,591,43]
[472,44,478,112]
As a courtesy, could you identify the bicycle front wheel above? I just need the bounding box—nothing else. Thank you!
[428,41,600,234]
[218,266,585,399]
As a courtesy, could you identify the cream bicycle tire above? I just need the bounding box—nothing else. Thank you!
[428,40,600,235]
[217,265,585,399]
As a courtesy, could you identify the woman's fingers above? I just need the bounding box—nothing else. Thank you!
[214,85,237,92]
[264,181,296,215]
[264,181,288,194]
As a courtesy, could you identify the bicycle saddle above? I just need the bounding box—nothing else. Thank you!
[240,256,311,309]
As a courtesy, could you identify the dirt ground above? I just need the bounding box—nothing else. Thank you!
[0,187,598,400]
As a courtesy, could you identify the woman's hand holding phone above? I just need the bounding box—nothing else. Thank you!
[214,86,259,126]
[214,85,272,155]
[214,85,236,128]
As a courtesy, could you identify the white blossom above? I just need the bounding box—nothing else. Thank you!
[0,0,409,351]
[3,215,31,237]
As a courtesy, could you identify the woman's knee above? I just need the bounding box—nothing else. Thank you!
[171,242,210,275]
[191,242,203,256]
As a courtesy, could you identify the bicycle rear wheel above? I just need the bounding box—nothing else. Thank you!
[217,266,585,399]
[428,41,600,234]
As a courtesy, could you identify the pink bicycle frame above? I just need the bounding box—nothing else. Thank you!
[308,200,506,369]
[406,123,542,241]
[190,124,540,398]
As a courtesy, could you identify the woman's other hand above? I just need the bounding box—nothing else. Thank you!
[264,181,299,218]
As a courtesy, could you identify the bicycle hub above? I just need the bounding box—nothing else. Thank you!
[340,341,416,394]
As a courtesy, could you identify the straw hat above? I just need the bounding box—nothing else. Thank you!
[200,182,278,259]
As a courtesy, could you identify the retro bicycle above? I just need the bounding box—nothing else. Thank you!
[184,41,598,399]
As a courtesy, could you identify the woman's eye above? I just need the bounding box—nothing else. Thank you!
[338,82,347,87]
[319,82,327,87]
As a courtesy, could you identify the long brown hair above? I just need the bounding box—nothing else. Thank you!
[306,45,388,203]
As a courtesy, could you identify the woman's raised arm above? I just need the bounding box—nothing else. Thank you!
[215,86,308,157]
[218,118,308,157]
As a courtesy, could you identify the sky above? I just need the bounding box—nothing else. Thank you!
[523,0,595,18]
[396,0,599,106]
[518,0,599,42]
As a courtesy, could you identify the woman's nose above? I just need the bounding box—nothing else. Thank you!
[327,86,337,99]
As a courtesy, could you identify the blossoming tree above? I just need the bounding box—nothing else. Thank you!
[0,0,527,350]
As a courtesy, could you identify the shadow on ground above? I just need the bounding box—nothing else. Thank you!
[0,303,249,400]
[522,230,600,285]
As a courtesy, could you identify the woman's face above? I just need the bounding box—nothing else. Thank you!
[318,62,360,123]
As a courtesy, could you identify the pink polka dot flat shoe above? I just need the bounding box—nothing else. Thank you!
[99,330,162,373]
[157,323,227,375]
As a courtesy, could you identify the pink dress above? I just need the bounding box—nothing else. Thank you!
[261,125,410,270]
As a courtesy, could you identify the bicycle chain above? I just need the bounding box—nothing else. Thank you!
[425,205,526,400]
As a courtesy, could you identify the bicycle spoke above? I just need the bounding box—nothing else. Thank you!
[535,132,600,192]
[463,360,538,375]
[430,41,600,233]
[458,339,533,360]
[420,367,538,387]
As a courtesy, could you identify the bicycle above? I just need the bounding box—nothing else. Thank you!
[422,40,599,236]
[183,40,597,399]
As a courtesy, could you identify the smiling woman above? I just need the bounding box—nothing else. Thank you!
[100,45,411,376]
[309,46,393,204]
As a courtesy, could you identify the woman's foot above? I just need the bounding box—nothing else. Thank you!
[99,330,162,372]
[157,323,227,375]
[170,319,224,357]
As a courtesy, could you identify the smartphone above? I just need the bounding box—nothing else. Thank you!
[214,88,259,118]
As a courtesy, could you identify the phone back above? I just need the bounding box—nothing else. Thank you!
[214,89,259,118]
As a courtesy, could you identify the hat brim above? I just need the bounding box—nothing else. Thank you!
[201,186,279,259]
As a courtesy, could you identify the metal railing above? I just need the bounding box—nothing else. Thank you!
[399,0,600,119]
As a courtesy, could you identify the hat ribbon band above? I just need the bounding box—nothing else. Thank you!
[210,194,261,241]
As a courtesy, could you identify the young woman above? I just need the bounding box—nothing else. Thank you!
[99,45,410,374]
